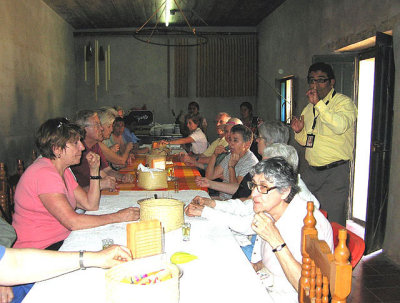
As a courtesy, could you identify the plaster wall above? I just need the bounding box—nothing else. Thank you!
[0,0,75,173]
[257,0,400,263]
[74,33,257,141]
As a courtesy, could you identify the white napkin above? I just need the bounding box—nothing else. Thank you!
[137,163,164,178]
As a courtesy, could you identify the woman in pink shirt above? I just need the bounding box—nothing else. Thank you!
[12,118,140,251]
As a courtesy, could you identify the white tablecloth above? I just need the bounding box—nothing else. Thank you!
[23,190,272,303]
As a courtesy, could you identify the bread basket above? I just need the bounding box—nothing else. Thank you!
[138,198,184,232]
[137,170,168,190]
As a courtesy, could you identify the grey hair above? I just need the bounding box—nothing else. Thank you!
[226,117,243,125]
[97,107,117,126]
[258,121,289,145]
[217,112,231,119]
[263,143,299,172]
[250,157,299,203]
[74,109,97,128]
[231,124,253,143]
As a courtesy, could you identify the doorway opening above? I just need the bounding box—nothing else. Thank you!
[352,57,375,225]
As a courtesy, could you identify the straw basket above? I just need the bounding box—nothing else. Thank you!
[105,255,180,303]
[137,170,167,190]
[138,198,184,232]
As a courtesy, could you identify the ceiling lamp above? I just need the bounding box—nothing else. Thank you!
[165,0,171,27]
[133,0,208,47]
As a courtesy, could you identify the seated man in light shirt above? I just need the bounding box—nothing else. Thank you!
[195,121,288,198]
[185,143,320,260]
[182,112,231,168]
[202,124,258,200]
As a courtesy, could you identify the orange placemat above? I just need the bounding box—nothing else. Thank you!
[115,161,205,191]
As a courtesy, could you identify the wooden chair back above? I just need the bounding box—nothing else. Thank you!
[8,159,25,211]
[299,202,352,303]
[0,162,12,223]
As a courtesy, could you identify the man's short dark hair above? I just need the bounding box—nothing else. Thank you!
[231,124,253,143]
[308,62,335,80]
[188,101,200,111]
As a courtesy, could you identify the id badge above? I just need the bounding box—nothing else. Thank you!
[306,134,315,148]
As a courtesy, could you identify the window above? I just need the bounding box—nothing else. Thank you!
[279,76,294,124]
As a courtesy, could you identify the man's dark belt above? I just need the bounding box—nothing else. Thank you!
[311,160,349,171]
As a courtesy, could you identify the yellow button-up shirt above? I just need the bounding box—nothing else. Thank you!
[294,89,358,166]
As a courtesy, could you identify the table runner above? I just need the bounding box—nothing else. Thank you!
[102,156,206,194]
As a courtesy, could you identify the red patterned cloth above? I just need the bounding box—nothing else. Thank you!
[102,158,206,194]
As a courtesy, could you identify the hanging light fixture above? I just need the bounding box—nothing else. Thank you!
[133,0,208,47]
[165,0,171,27]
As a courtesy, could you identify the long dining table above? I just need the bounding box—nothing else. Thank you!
[23,154,273,303]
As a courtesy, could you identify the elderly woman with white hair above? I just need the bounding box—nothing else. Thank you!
[262,143,319,208]
[186,142,320,253]
[187,157,332,301]
[249,158,332,301]
[97,108,134,168]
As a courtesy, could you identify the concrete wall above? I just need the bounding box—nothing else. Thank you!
[74,32,257,141]
[0,0,76,173]
[257,0,400,263]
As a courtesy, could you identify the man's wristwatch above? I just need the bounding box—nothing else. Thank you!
[90,175,102,180]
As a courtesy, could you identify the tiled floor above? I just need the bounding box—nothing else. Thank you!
[348,251,400,303]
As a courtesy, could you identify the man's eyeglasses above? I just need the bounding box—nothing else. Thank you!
[307,77,330,84]
[247,181,277,194]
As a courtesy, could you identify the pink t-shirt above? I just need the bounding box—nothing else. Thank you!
[12,157,79,249]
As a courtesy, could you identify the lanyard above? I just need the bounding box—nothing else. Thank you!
[311,90,336,130]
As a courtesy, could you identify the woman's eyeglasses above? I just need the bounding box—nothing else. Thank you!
[247,181,277,194]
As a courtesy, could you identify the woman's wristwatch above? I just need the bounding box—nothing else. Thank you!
[272,243,286,253]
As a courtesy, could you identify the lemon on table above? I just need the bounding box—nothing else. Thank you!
[170,252,198,264]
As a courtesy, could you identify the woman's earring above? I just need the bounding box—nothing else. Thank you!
[57,154,61,158]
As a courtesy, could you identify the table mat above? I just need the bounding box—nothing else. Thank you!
[105,159,205,192]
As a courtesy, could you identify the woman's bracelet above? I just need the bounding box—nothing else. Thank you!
[79,250,86,270]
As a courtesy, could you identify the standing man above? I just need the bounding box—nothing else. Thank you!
[291,62,357,225]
